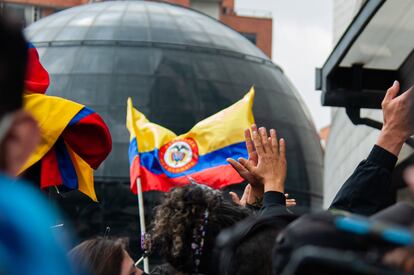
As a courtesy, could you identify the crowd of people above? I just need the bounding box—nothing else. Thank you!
[2,14,414,275]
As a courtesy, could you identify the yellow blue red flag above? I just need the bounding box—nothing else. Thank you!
[20,43,112,201]
[126,88,255,193]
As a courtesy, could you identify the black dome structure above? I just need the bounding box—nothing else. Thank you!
[25,0,323,251]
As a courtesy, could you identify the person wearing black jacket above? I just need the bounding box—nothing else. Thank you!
[230,81,413,216]
[221,81,414,274]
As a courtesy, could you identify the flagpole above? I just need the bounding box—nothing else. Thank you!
[136,177,149,273]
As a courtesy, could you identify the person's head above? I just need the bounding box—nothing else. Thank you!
[150,184,249,274]
[0,15,39,176]
[215,214,292,275]
[227,227,279,275]
[68,237,143,275]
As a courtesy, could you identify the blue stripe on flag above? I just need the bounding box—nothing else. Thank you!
[135,141,247,178]
[68,107,95,126]
[55,139,78,189]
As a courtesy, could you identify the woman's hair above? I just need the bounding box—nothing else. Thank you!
[151,184,249,274]
[68,237,127,275]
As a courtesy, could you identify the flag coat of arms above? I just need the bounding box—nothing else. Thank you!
[126,88,255,194]
[20,43,112,201]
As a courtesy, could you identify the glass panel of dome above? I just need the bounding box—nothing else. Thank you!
[151,11,177,26]
[168,5,188,16]
[69,75,112,106]
[94,12,123,26]
[210,35,239,51]
[81,3,107,12]
[127,3,146,12]
[106,3,127,12]
[267,68,295,97]
[192,54,228,81]
[48,75,72,96]
[71,47,114,74]
[195,17,229,35]
[100,144,129,177]
[114,47,155,75]
[84,26,117,40]
[40,47,77,74]
[110,76,154,106]
[153,50,193,78]
[151,28,184,44]
[68,12,97,26]
[54,26,88,41]
[194,81,248,111]
[46,12,75,27]
[113,26,151,42]
[176,17,203,32]
[122,11,149,26]
[146,2,171,14]
[28,26,61,42]
[105,113,129,140]
[221,57,257,85]
[181,31,213,45]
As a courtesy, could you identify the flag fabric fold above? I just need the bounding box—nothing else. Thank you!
[20,44,112,201]
[126,87,255,194]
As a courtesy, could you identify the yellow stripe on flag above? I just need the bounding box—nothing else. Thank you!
[67,146,97,202]
[20,93,83,173]
[127,87,255,155]
[180,87,255,154]
[126,98,176,153]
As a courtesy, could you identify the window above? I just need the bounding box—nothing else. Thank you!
[0,3,42,27]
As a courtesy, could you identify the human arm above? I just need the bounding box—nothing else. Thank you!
[330,81,414,215]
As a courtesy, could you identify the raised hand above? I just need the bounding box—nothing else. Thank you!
[230,185,296,207]
[229,184,252,207]
[377,81,414,156]
[238,127,287,193]
[227,125,259,187]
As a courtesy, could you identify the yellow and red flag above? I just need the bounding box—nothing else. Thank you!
[126,88,255,193]
[20,43,112,201]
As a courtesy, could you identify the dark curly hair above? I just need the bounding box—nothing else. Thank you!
[151,184,249,274]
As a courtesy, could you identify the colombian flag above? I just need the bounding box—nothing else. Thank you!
[126,88,255,194]
[19,43,112,201]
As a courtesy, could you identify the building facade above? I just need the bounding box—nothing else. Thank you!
[1,0,273,57]
[324,0,370,207]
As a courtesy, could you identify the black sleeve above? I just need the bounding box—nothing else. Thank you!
[329,145,398,216]
[260,191,291,216]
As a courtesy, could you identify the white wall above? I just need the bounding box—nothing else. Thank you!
[324,0,367,207]
[324,109,382,207]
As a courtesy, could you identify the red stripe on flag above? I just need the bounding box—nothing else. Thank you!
[62,112,112,169]
[40,147,63,188]
[25,47,50,94]
[130,164,243,194]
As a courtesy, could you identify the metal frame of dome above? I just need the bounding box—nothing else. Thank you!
[26,1,271,59]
